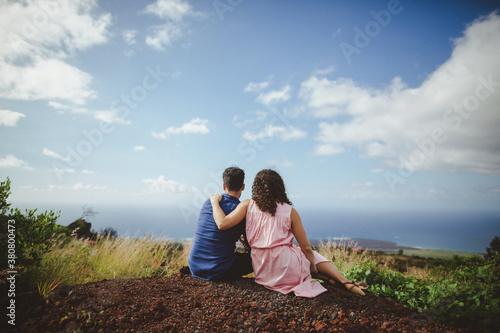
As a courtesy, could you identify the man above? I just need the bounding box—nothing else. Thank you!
[188,167,253,280]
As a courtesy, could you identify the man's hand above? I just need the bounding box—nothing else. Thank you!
[210,194,223,205]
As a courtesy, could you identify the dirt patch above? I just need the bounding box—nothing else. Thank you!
[3,268,464,332]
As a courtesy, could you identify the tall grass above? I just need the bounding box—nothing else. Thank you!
[23,235,499,330]
[24,234,191,288]
[316,239,410,275]
[29,236,434,289]
[315,239,437,280]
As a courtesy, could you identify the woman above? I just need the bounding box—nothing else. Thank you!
[210,169,368,298]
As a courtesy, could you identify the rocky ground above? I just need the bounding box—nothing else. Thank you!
[3,268,464,332]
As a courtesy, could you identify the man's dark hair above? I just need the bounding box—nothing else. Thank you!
[223,167,245,192]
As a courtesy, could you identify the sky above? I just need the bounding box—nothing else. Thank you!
[1,0,500,228]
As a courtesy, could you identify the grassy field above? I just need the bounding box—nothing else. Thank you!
[12,234,498,332]
[382,248,484,259]
[22,235,191,293]
[20,236,488,292]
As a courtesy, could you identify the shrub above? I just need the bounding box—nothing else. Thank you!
[486,236,500,258]
[0,177,62,269]
[343,253,500,332]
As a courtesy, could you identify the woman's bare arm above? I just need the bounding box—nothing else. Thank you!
[291,207,317,274]
[210,195,250,230]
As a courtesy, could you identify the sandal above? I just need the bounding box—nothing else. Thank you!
[343,281,368,296]
[343,281,369,290]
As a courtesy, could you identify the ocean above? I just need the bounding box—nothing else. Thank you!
[31,203,500,254]
[299,209,500,254]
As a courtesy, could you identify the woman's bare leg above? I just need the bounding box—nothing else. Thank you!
[316,261,349,285]
[315,261,366,295]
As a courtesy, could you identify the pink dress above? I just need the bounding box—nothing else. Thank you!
[246,200,328,298]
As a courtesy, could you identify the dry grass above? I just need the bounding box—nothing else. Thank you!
[315,239,434,279]
[315,239,376,273]
[29,235,441,299]
[27,234,191,289]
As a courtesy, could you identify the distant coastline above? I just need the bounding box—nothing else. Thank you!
[308,238,419,251]
[307,238,485,259]
[177,236,485,256]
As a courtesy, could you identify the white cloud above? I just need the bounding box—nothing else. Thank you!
[72,182,108,191]
[299,76,374,118]
[244,81,270,92]
[124,49,135,58]
[301,12,500,175]
[134,146,146,152]
[142,175,198,193]
[152,118,209,139]
[233,110,267,127]
[122,30,138,44]
[48,182,109,191]
[0,0,111,105]
[1,59,95,105]
[145,22,183,51]
[331,28,342,39]
[171,70,182,79]
[48,101,68,110]
[243,125,306,141]
[352,181,375,188]
[94,110,131,125]
[0,110,25,126]
[0,154,34,171]
[313,143,345,156]
[268,159,294,168]
[48,101,87,113]
[143,0,201,51]
[256,85,291,105]
[313,66,335,76]
[143,0,194,22]
[52,167,75,174]
[43,148,70,162]
[81,169,94,174]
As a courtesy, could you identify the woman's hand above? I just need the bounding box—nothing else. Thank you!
[210,194,222,205]
[310,262,318,275]
[211,199,250,231]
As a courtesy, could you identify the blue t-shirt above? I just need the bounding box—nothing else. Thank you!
[188,194,246,280]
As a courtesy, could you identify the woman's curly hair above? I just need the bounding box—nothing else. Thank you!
[252,169,292,216]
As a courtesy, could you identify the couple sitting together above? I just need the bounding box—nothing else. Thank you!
[188,167,368,297]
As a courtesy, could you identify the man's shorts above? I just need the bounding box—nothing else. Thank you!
[215,252,253,281]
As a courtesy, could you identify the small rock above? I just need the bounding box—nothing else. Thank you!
[304,309,314,318]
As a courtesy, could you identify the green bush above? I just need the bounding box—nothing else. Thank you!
[345,253,500,332]
[0,177,62,269]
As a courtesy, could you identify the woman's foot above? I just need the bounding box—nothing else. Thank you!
[343,281,368,296]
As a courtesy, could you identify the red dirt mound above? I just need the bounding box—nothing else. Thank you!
[4,268,463,332]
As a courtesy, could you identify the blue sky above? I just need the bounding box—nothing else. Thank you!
[1,0,500,225]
